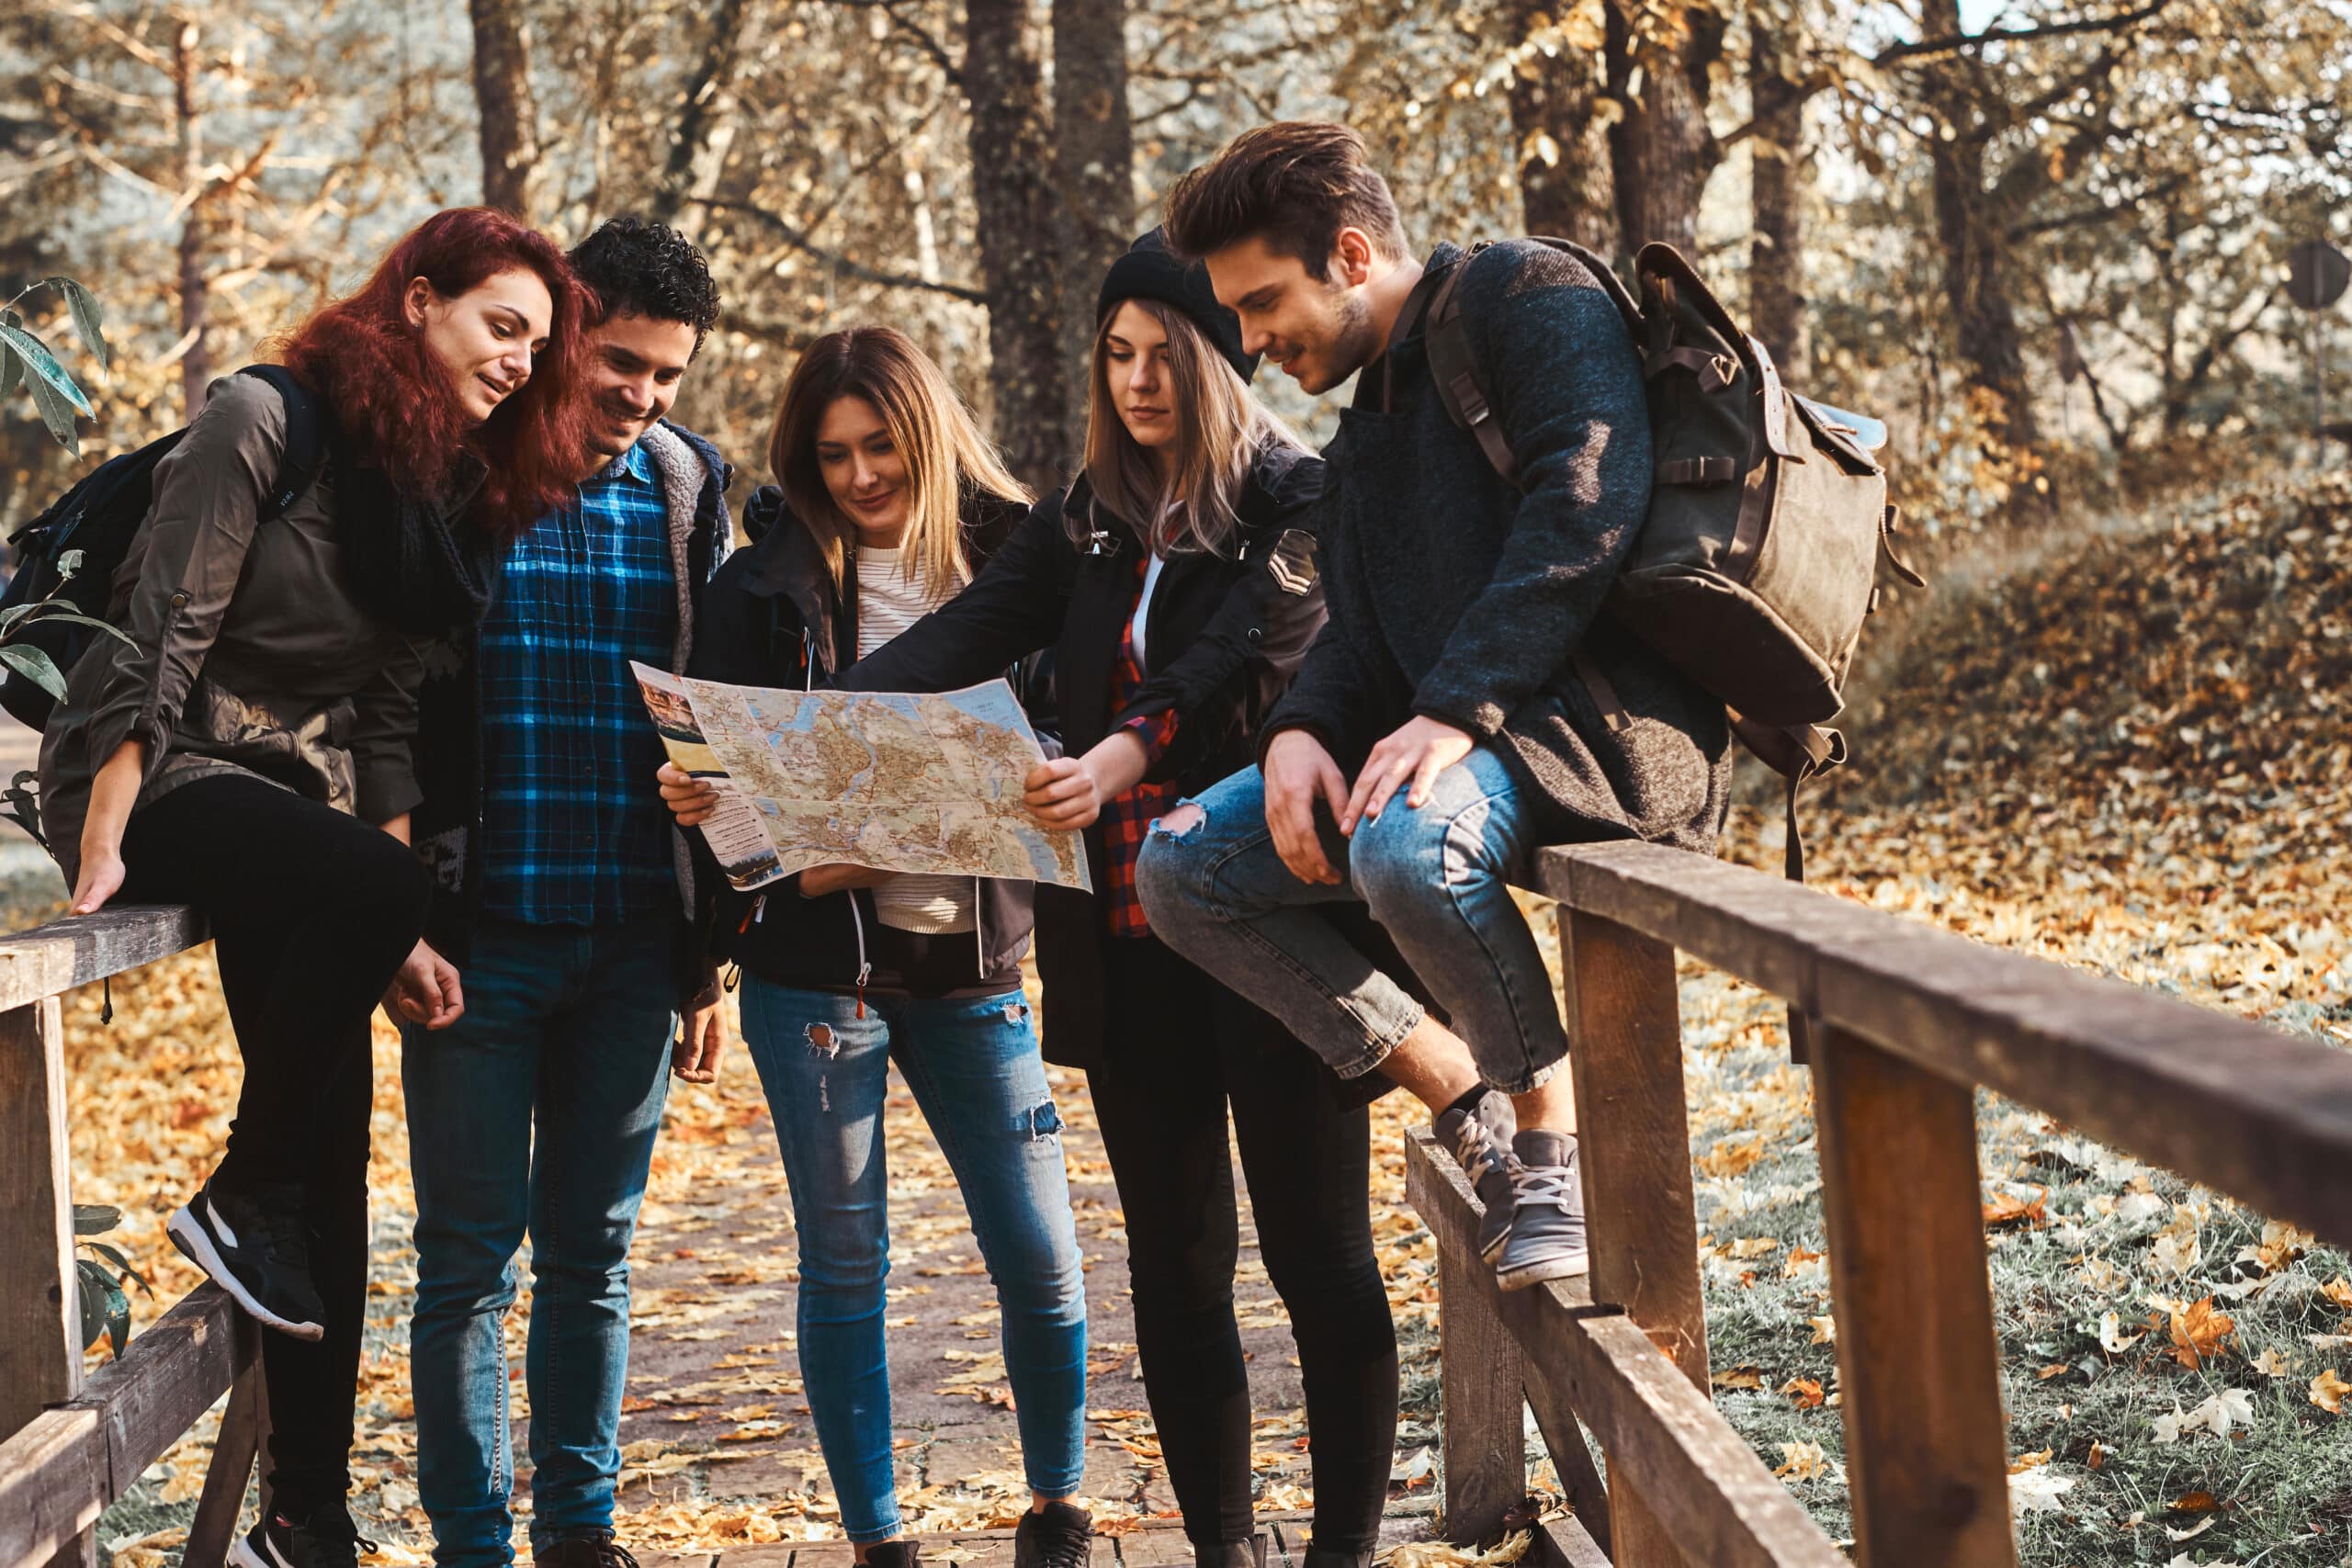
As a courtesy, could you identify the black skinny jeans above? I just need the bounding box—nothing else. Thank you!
[1087,932,1398,1555]
[119,772,430,1514]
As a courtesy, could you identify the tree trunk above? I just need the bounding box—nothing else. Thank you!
[1051,0,1135,455]
[1747,5,1808,379]
[469,0,539,219]
[1920,0,2036,451]
[650,0,751,227]
[967,0,1069,496]
[1607,0,1725,255]
[172,21,209,420]
[1503,0,1621,256]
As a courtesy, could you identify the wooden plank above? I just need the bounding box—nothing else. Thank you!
[0,1408,104,1568]
[1111,1525,1208,1568]
[0,1288,249,1568]
[0,997,91,1568]
[184,1356,265,1568]
[1559,910,1706,1568]
[1534,1516,1612,1568]
[0,905,208,1013]
[1544,843,2352,1251]
[1406,1134,1842,1568]
[1811,1027,2017,1565]
[1408,1121,1532,1543]
[1522,1375,1612,1551]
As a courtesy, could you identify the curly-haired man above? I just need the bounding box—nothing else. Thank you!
[401,216,734,1568]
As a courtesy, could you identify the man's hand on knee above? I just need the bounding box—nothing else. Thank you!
[1343,715,1474,832]
[1263,729,1349,886]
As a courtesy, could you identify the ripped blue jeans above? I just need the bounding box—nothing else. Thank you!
[741,979,1087,1540]
[1136,747,1570,1095]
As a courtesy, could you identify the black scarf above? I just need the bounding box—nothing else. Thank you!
[334,443,502,642]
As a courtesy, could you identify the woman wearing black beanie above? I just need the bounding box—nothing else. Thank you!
[665,231,1399,1568]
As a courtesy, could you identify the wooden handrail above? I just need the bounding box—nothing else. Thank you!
[0,903,266,1568]
[0,906,209,1014]
[1542,842,2352,1247]
[1408,841,2352,1566]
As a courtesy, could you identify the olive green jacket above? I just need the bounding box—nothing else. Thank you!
[39,374,428,884]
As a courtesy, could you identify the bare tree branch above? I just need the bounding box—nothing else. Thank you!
[699,197,986,301]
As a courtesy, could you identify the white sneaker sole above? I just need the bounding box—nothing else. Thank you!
[167,1202,325,1342]
[1496,1247,1591,1292]
[228,1531,282,1568]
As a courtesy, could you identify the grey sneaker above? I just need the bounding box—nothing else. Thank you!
[1495,1130,1590,1291]
[1435,1090,1519,1263]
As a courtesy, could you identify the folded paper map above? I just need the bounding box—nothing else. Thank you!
[630,662,1091,895]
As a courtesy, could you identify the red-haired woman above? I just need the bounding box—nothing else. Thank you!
[36,206,591,1568]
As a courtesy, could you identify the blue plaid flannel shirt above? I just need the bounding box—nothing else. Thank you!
[479,442,679,925]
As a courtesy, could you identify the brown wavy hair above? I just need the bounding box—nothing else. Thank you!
[276,207,594,537]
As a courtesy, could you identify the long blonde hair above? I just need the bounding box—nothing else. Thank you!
[769,326,1030,592]
[1081,299,1302,557]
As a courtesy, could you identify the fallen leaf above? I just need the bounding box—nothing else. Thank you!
[2098,1311,2146,1354]
[1711,1365,1764,1390]
[1781,1377,1826,1410]
[2007,1447,2052,1472]
[1982,1186,2049,1229]
[2251,1348,2293,1377]
[2168,1296,2236,1370]
[2007,1468,2075,1513]
[2168,1491,2222,1514]
[2320,1276,2352,1312]
[2312,1367,2350,1415]
[1805,1314,1836,1345]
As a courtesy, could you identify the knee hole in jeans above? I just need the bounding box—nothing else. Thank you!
[1149,802,1206,840]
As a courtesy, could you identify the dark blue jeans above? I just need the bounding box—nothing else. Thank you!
[401,911,678,1568]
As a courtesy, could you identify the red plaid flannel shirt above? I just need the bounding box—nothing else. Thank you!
[1102,551,1180,938]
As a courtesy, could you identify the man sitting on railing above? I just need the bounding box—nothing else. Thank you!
[1139,124,1731,1291]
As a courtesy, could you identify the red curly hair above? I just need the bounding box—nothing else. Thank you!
[277,207,593,538]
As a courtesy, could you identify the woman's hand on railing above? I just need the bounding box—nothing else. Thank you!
[69,848,127,916]
[384,938,465,1030]
[658,761,719,827]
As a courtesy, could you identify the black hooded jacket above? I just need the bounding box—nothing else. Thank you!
[830,439,1333,1068]
[689,484,1035,997]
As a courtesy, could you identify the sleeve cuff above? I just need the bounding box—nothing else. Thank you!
[1411,682,1508,739]
[1121,707,1180,767]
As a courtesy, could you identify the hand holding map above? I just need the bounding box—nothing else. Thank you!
[631,663,1092,895]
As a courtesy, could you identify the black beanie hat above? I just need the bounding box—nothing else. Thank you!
[1095,227,1260,383]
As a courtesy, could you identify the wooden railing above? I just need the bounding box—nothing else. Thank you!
[1413,840,2352,1567]
[0,906,275,1568]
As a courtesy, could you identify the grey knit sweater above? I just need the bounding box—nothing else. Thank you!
[1265,240,1730,852]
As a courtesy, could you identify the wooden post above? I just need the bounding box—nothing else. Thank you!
[185,1348,266,1568]
[1559,909,1707,1568]
[1435,1184,1529,1542]
[1812,1025,2018,1566]
[0,996,96,1568]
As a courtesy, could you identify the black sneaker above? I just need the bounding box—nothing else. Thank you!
[1435,1090,1519,1264]
[539,1533,641,1568]
[862,1544,922,1568]
[167,1178,325,1340]
[227,1504,375,1568]
[1014,1502,1093,1568]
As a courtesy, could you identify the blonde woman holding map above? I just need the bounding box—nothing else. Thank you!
[658,326,1093,1568]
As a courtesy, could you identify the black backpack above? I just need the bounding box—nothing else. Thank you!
[0,365,326,730]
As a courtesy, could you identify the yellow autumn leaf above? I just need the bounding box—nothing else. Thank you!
[2312,1368,2350,1415]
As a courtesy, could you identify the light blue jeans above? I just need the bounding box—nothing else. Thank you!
[402,913,677,1568]
[1136,745,1571,1094]
[741,978,1088,1542]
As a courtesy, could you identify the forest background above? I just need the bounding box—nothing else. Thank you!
[6,0,2352,1563]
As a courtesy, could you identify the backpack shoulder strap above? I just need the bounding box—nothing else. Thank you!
[1424,252,1520,489]
[234,365,327,522]
[1424,238,1647,491]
